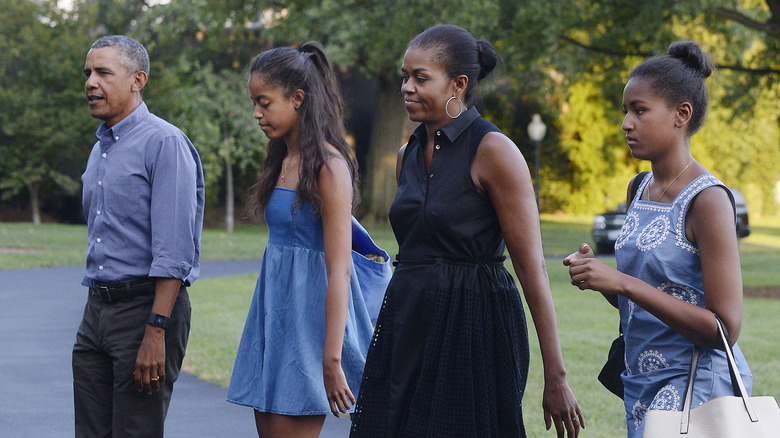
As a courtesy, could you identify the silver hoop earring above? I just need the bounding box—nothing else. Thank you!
[445,96,465,119]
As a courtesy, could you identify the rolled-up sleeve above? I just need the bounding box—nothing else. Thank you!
[148,133,203,285]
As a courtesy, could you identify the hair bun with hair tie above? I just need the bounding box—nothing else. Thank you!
[667,41,714,79]
[476,40,498,80]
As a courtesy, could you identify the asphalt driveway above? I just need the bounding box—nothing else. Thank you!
[0,261,352,437]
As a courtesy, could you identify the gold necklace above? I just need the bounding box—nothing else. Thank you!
[280,154,300,183]
[653,158,695,202]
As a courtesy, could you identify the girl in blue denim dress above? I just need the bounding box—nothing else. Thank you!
[226,42,376,438]
[565,41,751,438]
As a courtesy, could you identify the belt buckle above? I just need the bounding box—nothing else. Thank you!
[95,285,113,303]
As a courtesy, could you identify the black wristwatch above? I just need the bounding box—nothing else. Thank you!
[147,313,171,330]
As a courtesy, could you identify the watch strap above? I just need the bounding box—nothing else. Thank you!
[147,313,171,330]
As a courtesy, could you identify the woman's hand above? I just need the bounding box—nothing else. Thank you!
[543,374,585,438]
[562,242,594,266]
[323,359,355,417]
[564,243,627,294]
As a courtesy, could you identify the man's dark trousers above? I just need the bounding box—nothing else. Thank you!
[72,286,191,438]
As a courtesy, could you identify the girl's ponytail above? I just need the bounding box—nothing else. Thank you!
[299,41,345,120]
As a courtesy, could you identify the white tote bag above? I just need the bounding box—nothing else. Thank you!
[643,316,780,437]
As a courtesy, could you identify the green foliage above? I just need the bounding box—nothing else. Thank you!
[555,81,628,213]
[1,0,778,220]
[130,1,269,212]
[245,0,501,81]
[489,0,780,215]
[146,59,267,208]
[0,0,95,212]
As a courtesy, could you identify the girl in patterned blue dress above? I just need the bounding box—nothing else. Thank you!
[564,41,752,437]
[226,42,375,438]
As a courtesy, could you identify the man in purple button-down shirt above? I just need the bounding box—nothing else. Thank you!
[72,35,204,438]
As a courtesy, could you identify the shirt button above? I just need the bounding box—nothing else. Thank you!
[436,131,441,136]
[102,153,106,158]
[429,174,434,178]
[96,238,102,243]
[98,181,102,186]
[435,145,440,150]
[96,210,101,215]
[98,265,104,271]
[114,136,119,141]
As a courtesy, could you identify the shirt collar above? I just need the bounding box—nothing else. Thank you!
[411,106,480,145]
[95,102,149,145]
[440,106,479,142]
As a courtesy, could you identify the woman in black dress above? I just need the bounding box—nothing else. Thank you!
[350,25,583,438]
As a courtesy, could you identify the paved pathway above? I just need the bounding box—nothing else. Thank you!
[0,261,352,437]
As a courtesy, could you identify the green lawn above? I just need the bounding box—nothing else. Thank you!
[0,223,269,269]
[2,216,778,436]
[183,248,780,437]
[181,215,778,437]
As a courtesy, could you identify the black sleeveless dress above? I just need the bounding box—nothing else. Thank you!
[351,107,529,438]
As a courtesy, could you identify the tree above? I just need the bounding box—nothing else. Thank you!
[130,0,269,231]
[211,0,503,222]
[169,63,267,232]
[0,0,95,223]
[174,0,780,217]
[491,0,780,214]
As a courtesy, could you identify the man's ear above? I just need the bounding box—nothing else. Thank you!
[291,89,305,110]
[131,71,148,93]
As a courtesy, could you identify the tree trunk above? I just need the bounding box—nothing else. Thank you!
[28,181,41,225]
[225,156,234,233]
[362,78,408,223]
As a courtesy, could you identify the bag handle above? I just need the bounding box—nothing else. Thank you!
[679,315,758,433]
[714,315,757,421]
[629,171,649,206]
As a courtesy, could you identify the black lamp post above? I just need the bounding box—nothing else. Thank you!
[527,113,547,208]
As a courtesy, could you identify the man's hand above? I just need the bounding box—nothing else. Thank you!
[134,325,166,394]
[133,277,180,394]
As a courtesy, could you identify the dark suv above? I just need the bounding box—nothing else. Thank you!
[592,188,750,254]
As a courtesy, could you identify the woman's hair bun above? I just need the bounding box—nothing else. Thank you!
[667,41,715,78]
[476,39,498,80]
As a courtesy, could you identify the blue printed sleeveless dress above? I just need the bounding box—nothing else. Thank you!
[226,187,375,415]
[614,173,752,437]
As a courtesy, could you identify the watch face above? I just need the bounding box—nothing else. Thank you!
[149,313,170,328]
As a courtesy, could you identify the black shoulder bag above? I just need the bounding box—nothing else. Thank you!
[597,171,648,399]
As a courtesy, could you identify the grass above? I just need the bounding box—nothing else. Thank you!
[2,216,778,436]
[182,238,780,437]
[183,274,258,387]
[0,223,269,269]
[736,216,780,287]
[0,223,87,268]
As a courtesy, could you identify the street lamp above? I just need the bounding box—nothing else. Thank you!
[527,113,546,207]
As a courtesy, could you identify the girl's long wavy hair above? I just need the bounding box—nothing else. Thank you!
[245,41,358,220]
